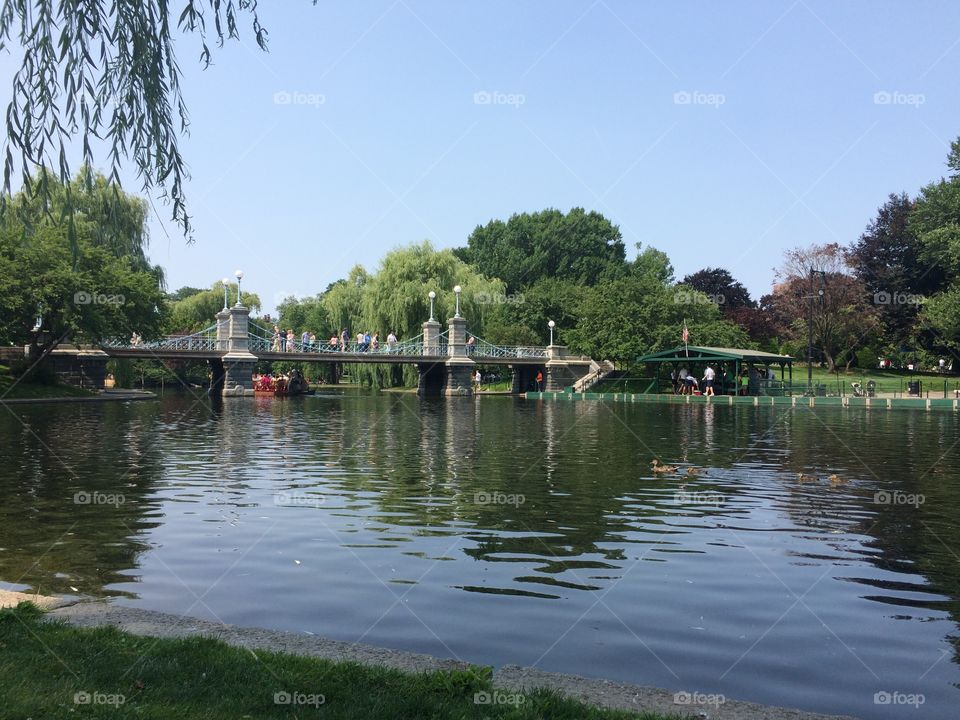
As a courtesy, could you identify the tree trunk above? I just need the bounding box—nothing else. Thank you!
[823,348,836,373]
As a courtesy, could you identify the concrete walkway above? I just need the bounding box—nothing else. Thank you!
[0,591,858,720]
[0,389,157,404]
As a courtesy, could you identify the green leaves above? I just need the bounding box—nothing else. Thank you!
[1,1,272,243]
[0,170,168,357]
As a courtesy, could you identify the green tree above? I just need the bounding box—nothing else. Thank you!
[910,138,960,351]
[0,174,167,367]
[481,277,586,347]
[323,242,505,387]
[166,281,260,333]
[566,272,749,363]
[277,295,331,338]
[848,193,943,349]
[460,208,626,292]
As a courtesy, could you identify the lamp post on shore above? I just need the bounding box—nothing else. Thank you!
[428,291,436,322]
[234,270,244,306]
[222,278,230,310]
[548,319,555,346]
[453,285,462,318]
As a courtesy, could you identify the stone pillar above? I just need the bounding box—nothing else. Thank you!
[444,316,475,396]
[215,308,230,351]
[221,305,256,396]
[447,316,468,356]
[422,319,441,356]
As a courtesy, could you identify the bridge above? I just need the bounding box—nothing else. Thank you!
[51,303,601,397]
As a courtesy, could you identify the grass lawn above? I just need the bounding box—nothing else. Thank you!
[0,603,671,720]
[803,366,957,396]
[0,366,95,399]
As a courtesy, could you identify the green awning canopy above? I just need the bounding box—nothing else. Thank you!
[635,346,794,365]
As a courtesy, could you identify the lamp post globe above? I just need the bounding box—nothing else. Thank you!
[428,290,436,322]
[453,285,462,318]
[548,319,556,346]
[234,270,244,306]
[222,278,230,310]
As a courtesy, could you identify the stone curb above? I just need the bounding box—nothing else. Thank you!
[27,600,859,720]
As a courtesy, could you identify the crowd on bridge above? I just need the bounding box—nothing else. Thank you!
[270,326,400,353]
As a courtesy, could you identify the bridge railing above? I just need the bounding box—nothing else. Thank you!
[101,325,220,352]
[247,329,449,357]
[467,334,548,360]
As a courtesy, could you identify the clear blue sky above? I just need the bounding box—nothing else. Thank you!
[16,1,960,314]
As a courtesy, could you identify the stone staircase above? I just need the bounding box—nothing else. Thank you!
[572,360,616,393]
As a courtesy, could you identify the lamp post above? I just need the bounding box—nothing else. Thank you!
[428,290,436,322]
[803,268,825,396]
[221,277,230,310]
[234,270,244,306]
[548,319,555,346]
[453,285,462,318]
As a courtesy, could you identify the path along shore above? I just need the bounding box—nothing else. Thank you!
[0,590,857,720]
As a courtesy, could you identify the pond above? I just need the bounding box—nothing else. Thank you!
[1,390,957,718]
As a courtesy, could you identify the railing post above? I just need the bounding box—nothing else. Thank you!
[423,319,441,356]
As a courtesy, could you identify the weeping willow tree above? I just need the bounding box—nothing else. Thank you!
[0,1,301,242]
[323,241,505,387]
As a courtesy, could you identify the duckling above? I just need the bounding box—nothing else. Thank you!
[651,459,680,474]
[685,467,705,477]
[828,473,845,485]
[797,472,818,483]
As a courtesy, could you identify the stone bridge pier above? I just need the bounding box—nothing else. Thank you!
[545,346,593,391]
[416,315,476,397]
[511,365,543,393]
[218,304,256,397]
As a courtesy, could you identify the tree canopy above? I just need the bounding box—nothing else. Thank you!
[0,171,167,363]
[459,208,626,293]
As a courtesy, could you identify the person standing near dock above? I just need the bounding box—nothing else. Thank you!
[702,365,715,396]
[536,370,544,391]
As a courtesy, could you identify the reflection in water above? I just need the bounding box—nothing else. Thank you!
[0,392,959,718]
